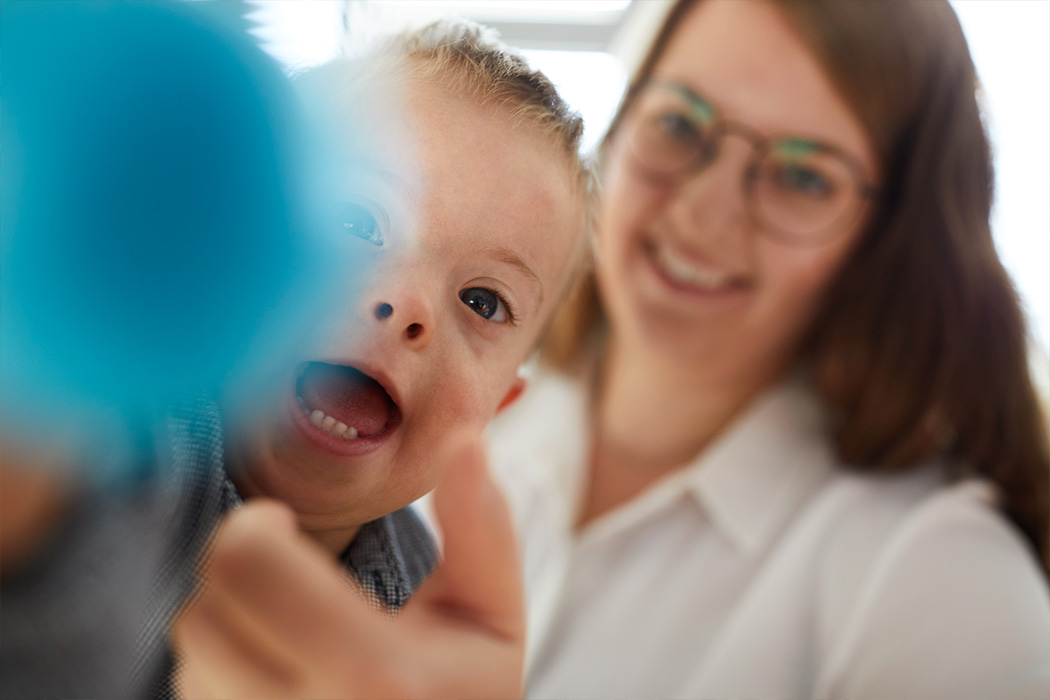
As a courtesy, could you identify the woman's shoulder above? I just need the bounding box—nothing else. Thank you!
[809,467,1050,698]
[813,467,1044,582]
[810,467,1049,623]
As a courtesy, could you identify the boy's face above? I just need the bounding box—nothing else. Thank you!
[229,78,581,545]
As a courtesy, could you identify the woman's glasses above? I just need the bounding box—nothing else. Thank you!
[622,81,879,246]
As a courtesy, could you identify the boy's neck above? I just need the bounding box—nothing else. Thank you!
[230,469,362,559]
[299,523,363,559]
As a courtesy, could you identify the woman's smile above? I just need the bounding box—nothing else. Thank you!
[643,238,746,295]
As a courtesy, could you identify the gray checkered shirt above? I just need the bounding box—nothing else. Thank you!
[0,397,437,699]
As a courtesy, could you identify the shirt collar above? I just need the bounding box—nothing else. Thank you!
[341,514,415,609]
[685,377,836,555]
[498,369,835,555]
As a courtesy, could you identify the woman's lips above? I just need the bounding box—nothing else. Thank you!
[643,240,746,297]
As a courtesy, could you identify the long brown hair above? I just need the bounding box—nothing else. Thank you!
[540,0,1050,574]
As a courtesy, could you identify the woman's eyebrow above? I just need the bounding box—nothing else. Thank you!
[479,244,544,308]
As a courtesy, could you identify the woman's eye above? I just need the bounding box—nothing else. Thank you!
[459,287,509,323]
[773,164,833,198]
[338,202,383,246]
[656,111,703,143]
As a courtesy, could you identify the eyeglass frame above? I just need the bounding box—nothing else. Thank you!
[618,80,882,246]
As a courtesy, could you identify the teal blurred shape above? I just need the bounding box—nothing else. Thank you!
[1,0,352,460]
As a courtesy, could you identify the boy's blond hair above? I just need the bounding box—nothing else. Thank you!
[387,20,583,161]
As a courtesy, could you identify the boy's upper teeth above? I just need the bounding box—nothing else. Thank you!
[308,407,360,439]
[655,246,730,288]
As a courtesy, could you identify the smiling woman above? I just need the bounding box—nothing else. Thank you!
[487,1,1050,698]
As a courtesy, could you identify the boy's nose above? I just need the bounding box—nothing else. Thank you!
[370,298,431,347]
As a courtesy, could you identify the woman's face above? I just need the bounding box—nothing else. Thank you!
[597,0,880,381]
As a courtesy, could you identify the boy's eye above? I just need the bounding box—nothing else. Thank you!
[459,287,509,323]
[338,202,383,246]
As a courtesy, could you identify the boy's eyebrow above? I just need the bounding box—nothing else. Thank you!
[480,245,544,307]
[370,167,413,197]
[347,157,418,206]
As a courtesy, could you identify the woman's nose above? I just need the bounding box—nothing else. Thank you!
[672,138,755,235]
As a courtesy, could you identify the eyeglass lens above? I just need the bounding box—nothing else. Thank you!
[627,83,867,242]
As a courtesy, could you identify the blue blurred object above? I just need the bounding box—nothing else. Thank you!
[1,0,351,467]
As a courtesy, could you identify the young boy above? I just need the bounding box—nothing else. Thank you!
[216,19,591,608]
[165,19,589,697]
[3,10,586,697]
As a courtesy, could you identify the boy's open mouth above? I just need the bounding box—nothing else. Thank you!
[295,361,400,441]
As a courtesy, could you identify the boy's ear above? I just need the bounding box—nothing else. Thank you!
[496,377,527,415]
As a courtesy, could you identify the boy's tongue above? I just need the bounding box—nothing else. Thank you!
[298,363,393,437]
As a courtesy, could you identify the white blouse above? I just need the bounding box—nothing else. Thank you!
[487,370,1050,699]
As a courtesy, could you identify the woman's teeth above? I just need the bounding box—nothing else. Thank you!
[298,398,360,439]
[654,245,730,288]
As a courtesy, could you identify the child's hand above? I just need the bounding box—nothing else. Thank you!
[171,439,524,699]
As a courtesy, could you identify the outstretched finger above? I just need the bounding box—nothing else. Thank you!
[188,500,388,671]
[172,585,297,699]
[409,438,525,645]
